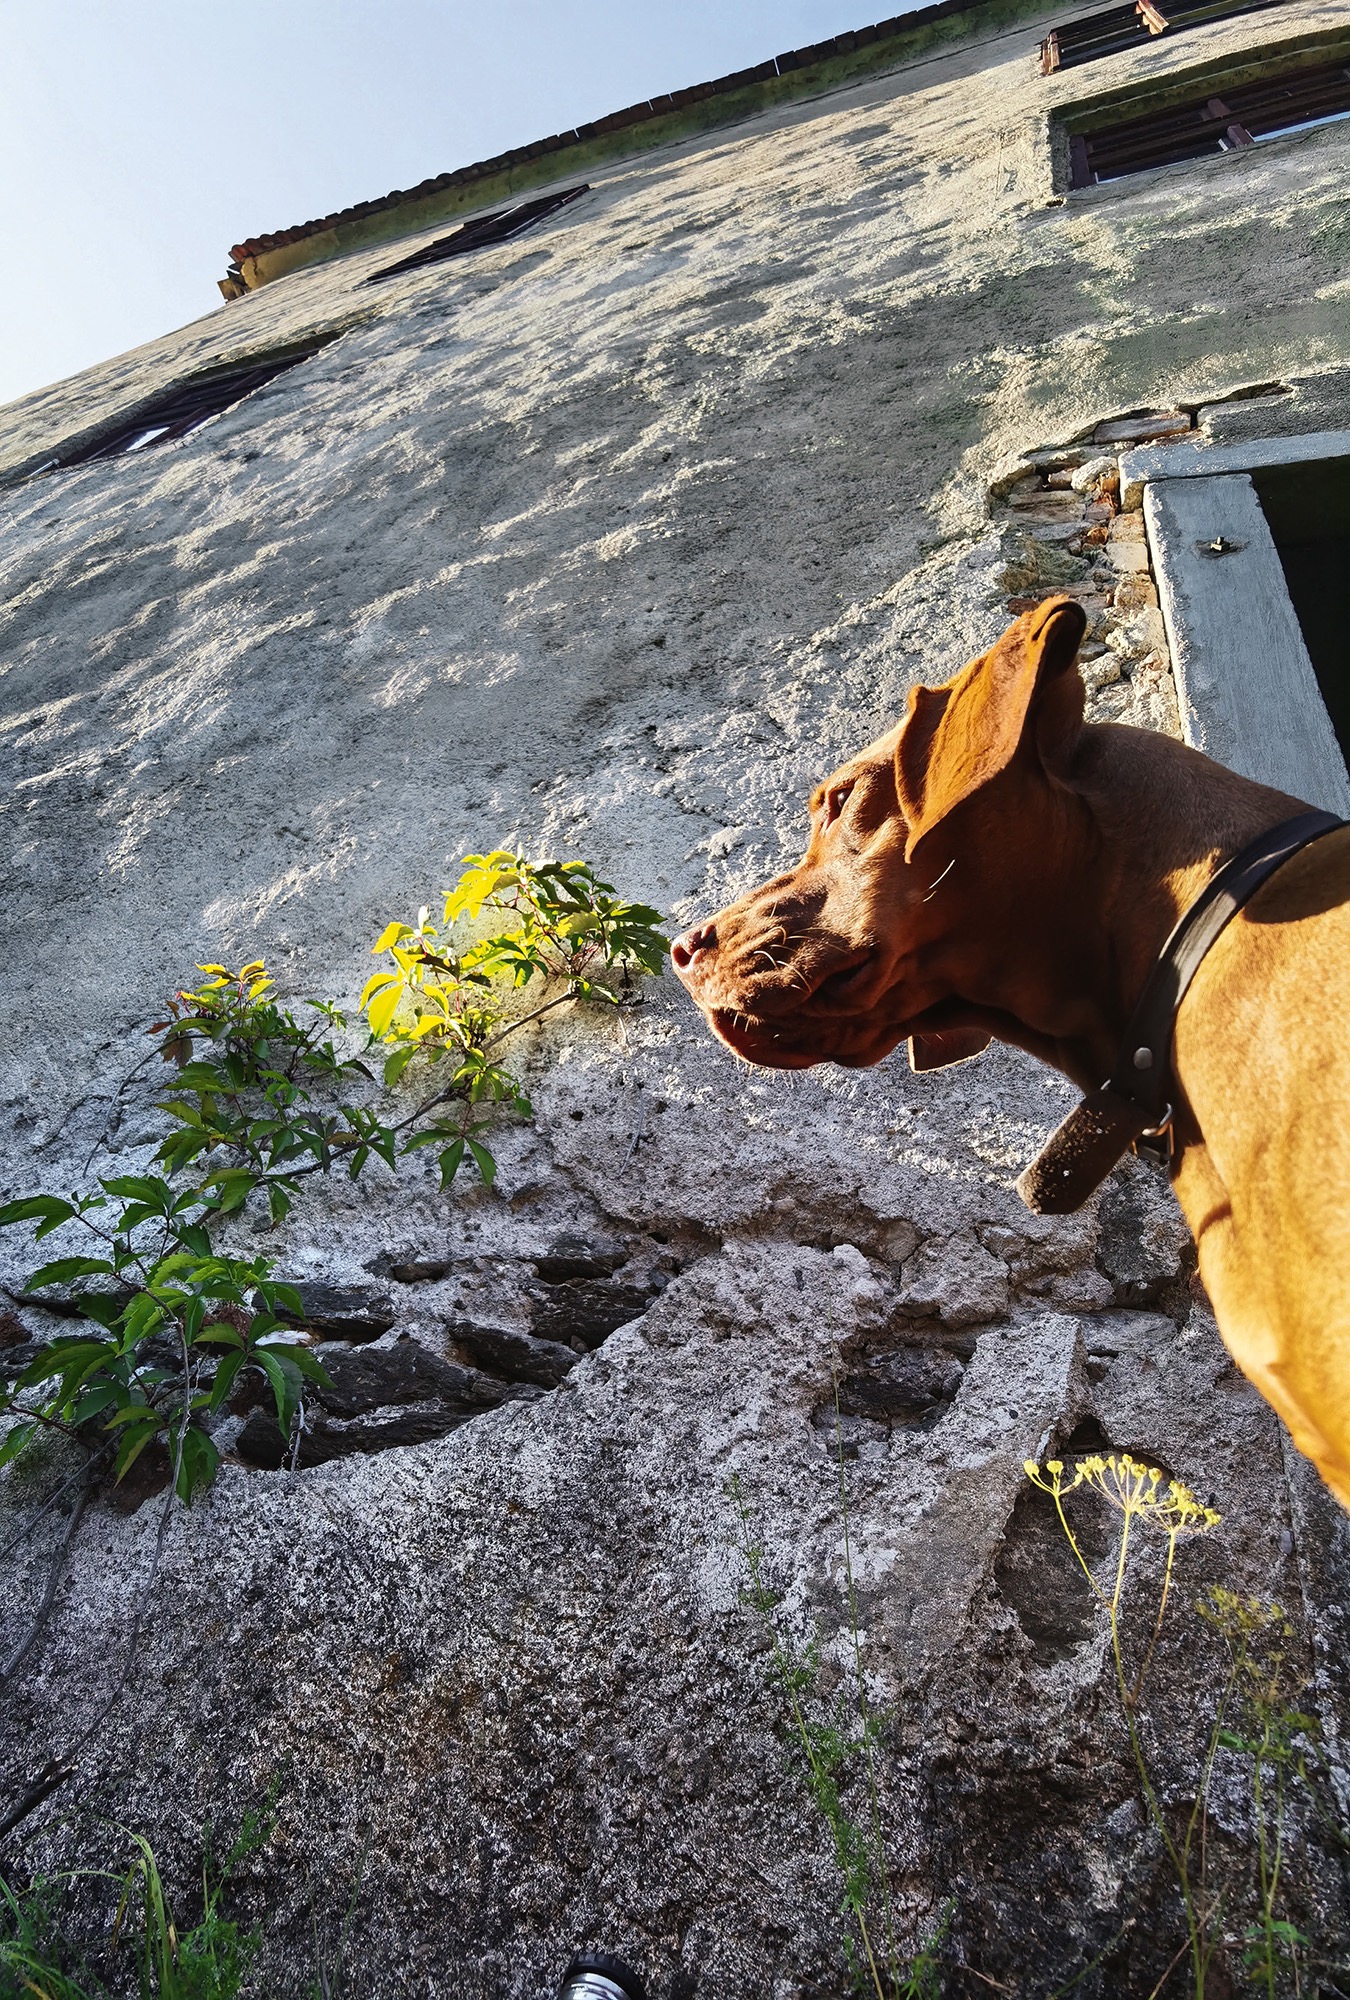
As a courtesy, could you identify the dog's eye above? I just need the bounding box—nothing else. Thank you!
[820,783,855,832]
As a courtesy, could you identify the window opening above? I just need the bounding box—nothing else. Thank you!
[54,343,333,468]
[1042,0,1288,74]
[1068,55,1350,182]
[366,185,589,284]
[1252,457,1350,760]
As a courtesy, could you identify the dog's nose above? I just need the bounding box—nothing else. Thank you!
[671,922,717,972]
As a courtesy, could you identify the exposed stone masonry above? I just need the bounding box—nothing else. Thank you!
[994,406,1189,739]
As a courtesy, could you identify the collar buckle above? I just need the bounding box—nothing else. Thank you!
[1134,1101,1174,1165]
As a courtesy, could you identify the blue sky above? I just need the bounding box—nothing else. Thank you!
[0,0,894,408]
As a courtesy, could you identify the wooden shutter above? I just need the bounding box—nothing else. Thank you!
[366,186,590,284]
[1043,0,1289,74]
[55,347,330,467]
[1070,56,1350,184]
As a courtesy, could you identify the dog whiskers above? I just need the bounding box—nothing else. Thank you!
[923,858,956,902]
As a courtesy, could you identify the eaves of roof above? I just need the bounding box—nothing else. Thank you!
[221,0,1053,297]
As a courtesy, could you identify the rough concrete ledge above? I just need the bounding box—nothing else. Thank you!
[1120,424,1350,507]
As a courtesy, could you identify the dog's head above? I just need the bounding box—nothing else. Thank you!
[672,596,1089,1072]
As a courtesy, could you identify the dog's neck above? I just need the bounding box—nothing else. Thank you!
[954,723,1308,1094]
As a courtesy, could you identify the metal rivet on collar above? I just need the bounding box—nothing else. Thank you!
[1133,1047,1153,1069]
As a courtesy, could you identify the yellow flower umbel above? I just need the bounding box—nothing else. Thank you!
[1023,1451,1224,1996]
[1024,1452,1220,1683]
[1026,1451,1220,1532]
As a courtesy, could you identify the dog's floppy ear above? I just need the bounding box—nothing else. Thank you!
[895,596,1087,861]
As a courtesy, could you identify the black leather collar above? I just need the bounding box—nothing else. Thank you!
[1017,809,1347,1215]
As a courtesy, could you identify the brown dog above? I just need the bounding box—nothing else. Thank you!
[672,596,1350,1506]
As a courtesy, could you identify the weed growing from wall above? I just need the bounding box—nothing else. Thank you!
[731,1374,953,2000]
[0,1872,92,1999]
[1197,1587,1328,1997]
[1025,1453,1345,1997]
[0,847,665,1506]
[305,1843,368,2000]
[737,1429,1345,1995]
[1026,1454,1222,1994]
[0,848,665,1839]
[0,1804,270,1999]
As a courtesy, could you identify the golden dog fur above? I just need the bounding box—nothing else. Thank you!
[673,596,1350,1506]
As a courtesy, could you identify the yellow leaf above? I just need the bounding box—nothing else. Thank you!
[444,851,519,922]
[359,971,399,1009]
[367,984,403,1039]
[371,921,412,956]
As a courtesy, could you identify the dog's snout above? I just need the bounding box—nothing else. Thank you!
[671,922,718,973]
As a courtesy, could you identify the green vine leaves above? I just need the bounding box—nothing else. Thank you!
[0,1177,323,1504]
[0,848,668,1503]
[359,852,664,1192]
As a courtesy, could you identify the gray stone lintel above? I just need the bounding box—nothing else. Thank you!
[1120,428,1350,509]
[1145,471,1350,814]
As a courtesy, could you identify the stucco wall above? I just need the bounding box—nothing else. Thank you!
[2,4,1349,1991]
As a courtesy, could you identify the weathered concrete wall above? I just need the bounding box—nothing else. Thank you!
[2,2,1350,1991]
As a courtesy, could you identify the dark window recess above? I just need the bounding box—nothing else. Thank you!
[1069,56,1350,183]
[366,185,589,283]
[1254,457,1350,762]
[54,346,329,467]
[1042,0,1288,73]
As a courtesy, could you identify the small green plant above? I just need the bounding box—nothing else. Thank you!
[896,1902,952,2000]
[113,1809,266,2000]
[732,1375,954,1999]
[0,1807,268,2000]
[306,1844,369,2000]
[1,1870,95,1998]
[0,848,664,1837]
[1198,1588,1316,1998]
[0,847,665,1509]
[733,1473,890,1992]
